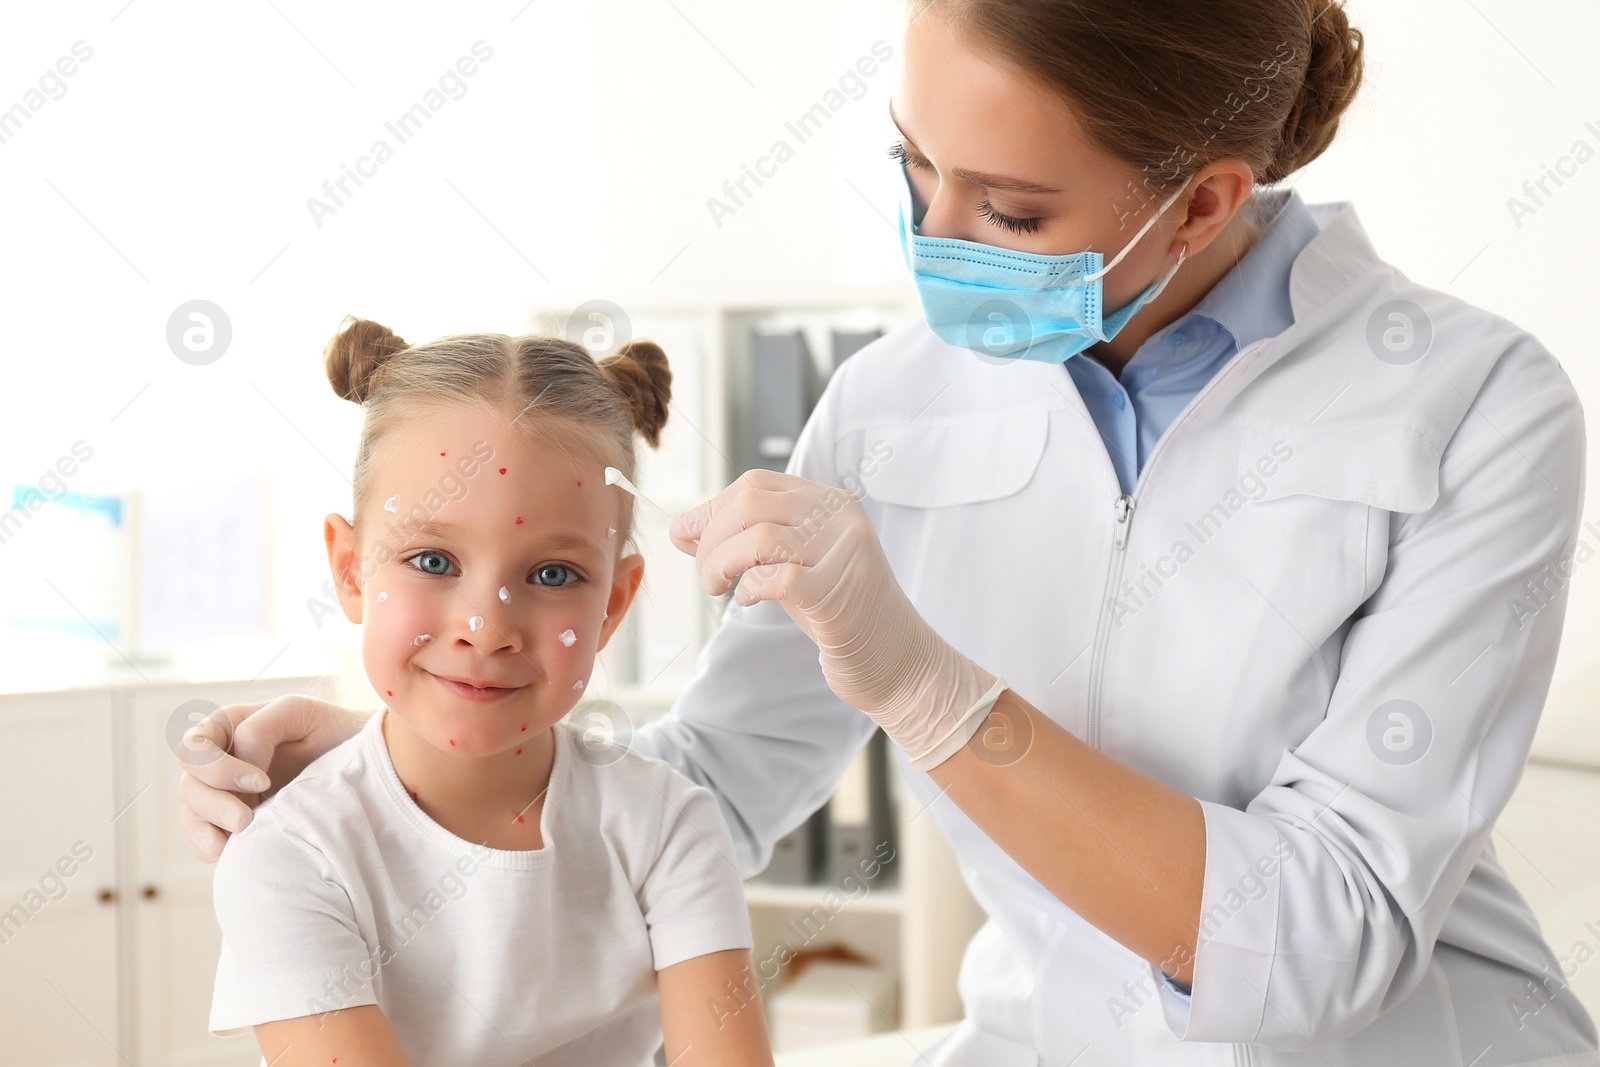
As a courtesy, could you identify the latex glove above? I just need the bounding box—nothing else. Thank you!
[175,693,365,862]
[669,469,1008,771]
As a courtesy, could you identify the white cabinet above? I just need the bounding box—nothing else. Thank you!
[0,689,119,1067]
[0,672,331,1066]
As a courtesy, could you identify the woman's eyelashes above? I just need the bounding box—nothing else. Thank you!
[887,140,1044,235]
[886,140,926,169]
[400,550,583,589]
[975,200,1043,235]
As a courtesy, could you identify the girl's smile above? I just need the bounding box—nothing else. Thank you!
[426,670,527,702]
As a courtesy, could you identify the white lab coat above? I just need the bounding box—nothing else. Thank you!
[632,197,1600,1066]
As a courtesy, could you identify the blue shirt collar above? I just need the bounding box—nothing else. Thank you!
[1181,186,1319,354]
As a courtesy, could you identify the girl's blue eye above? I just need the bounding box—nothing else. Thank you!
[410,551,453,577]
[534,564,574,587]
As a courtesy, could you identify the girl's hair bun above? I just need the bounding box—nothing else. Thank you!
[325,315,409,404]
[598,339,673,448]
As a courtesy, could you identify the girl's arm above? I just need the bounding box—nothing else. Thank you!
[659,948,775,1067]
[254,1006,414,1067]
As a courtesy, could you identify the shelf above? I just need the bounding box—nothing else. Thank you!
[744,880,904,916]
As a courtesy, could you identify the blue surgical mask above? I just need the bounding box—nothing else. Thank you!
[895,165,1190,363]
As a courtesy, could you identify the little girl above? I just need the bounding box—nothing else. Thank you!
[208,316,773,1067]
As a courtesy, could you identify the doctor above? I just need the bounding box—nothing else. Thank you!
[179,1,1598,1064]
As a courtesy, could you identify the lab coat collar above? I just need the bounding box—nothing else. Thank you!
[1286,197,1381,323]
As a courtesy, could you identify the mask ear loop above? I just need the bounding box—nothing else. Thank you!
[1084,178,1192,284]
[1144,241,1190,303]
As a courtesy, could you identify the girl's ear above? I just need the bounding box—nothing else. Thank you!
[324,514,364,624]
[596,553,646,652]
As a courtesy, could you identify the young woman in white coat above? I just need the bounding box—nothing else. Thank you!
[177,1,1598,1063]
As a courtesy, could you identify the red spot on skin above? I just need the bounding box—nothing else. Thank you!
[515,813,526,824]
[449,739,456,746]
[576,480,583,487]
[386,690,393,696]
[410,789,418,801]
[499,467,507,475]
[521,724,527,731]
[440,451,446,456]
[516,748,522,755]
[515,517,523,525]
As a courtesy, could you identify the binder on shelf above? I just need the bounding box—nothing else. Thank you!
[829,328,882,372]
[748,328,824,473]
[752,800,831,886]
[826,728,897,885]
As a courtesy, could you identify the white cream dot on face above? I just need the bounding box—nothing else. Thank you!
[376,591,389,603]
[384,495,399,513]
[607,527,616,538]
[498,586,510,604]
[413,633,433,646]
[469,615,484,632]
[559,628,576,647]
[572,679,585,691]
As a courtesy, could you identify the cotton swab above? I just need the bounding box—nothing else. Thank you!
[604,466,674,522]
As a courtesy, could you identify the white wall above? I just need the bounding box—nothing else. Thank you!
[2,1,1597,737]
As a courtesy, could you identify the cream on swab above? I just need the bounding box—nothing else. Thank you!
[604,466,673,522]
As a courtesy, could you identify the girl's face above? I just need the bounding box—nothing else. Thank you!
[325,404,643,758]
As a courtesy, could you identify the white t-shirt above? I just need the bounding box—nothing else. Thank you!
[209,707,754,1066]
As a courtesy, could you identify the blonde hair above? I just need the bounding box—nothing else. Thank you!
[322,314,671,551]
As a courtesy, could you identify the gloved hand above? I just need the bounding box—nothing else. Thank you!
[669,469,1008,771]
[175,693,365,861]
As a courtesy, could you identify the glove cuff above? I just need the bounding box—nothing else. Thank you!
[906,673,1009,773]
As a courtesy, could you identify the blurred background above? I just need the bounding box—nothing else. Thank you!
[1,1,1598,1064]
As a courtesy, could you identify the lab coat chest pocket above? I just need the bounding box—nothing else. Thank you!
[1229,421,1442,640]
[849,411,1052,651]
[854,411,1051,508]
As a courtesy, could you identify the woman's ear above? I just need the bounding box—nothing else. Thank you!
[596,552,646,652]
[324,514,364,625]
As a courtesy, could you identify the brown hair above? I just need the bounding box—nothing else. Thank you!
[323,314,671,550]
[910,0,1364,196]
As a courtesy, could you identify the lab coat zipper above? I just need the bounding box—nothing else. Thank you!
[1085,494,1134,751]
[1081,335,1275,757]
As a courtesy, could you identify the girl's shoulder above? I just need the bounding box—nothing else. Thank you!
[550,717,720,829]
[220,718,379,866]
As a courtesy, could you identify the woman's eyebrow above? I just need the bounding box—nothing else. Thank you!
[887,100,1062,196]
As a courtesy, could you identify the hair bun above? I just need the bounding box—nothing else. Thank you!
[1266,1,1364,184]
[598,339,672,448]
[325,315,409,404]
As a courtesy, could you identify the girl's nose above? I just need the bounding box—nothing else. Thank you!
[455,582,522,654]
